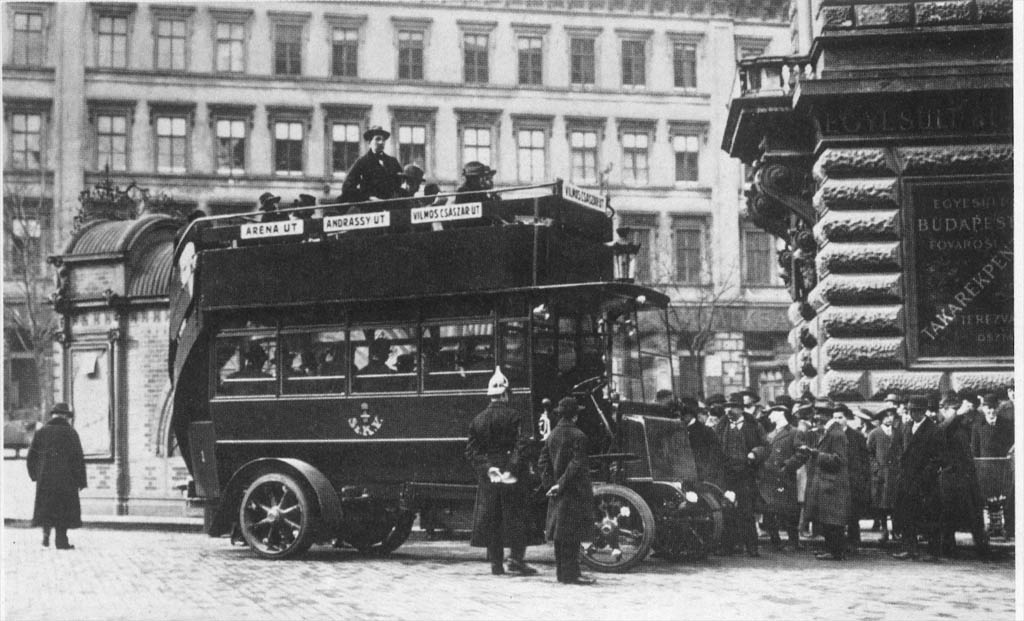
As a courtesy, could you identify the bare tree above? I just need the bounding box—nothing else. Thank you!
[3,175,58,422]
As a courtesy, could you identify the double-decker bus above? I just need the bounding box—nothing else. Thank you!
[169,181,724,570]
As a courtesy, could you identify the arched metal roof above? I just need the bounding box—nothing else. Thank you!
[64,215,176,256]
[128,242,172,298]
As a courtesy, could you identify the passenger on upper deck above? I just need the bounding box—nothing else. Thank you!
[340,126,403,206]
[397,164,425,199]
[257,192,287,223]
[454,161,500,204]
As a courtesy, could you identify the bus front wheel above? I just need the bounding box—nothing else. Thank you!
[239,472,318,559]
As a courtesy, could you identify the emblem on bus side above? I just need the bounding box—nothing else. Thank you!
[349,402,383,437]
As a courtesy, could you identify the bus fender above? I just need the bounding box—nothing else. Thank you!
[209,458,343,538]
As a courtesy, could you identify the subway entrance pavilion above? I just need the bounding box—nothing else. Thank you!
[723,0,1013,402]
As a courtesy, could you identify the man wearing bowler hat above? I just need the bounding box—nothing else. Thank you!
[454,161,500,205]
[892,395,947,560]
[539,396,596,585]
[27,403,87,550]
[340,125,403,204]
[715,392,766,556]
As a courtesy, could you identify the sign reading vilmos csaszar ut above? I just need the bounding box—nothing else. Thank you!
[910,180,1013,359]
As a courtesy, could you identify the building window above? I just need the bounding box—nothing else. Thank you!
[570,37,595,85]
[215,119,246,175]
[569,130,598,184]
[397,125,426,169]
[516,128,546,183]
[463,34,488,84]
[274,121,304,176]
[215,21,245,72]
[331,28,358,77]
[155,18,186,71]
[331,122,361,178]
[673,218,705,284]
[620,214,656,283]
[673,134,700,182]
[9,113,42,170]
[398,30,424,80]
[462,127,492,167]
[621,39,645,86]
[97,14,128,68]
[12,12,44,66]
[155,116,187,173]
[4,216,42,279]
[274,24,302,75]
[621,132,649,185]
[673,42,697,88]
[96,114,127,172]
[742,228,775,285]
[518,37,542,85]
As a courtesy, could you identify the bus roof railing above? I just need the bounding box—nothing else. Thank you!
[173,179,612,260]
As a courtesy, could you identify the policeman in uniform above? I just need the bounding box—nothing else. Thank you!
[465,367,538,576]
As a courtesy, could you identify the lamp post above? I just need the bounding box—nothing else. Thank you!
[607,227,640,282]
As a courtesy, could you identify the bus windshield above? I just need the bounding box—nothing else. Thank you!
[610,306,673,404]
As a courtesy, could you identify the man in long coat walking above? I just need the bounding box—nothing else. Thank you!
[539,397,596,585]
[892,395,947,560]
[27,402,87,549]
[801,407,851,560]
[466,367,537,575]
[755,405,805,550]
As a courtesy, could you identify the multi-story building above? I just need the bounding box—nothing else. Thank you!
[4,0,791,437]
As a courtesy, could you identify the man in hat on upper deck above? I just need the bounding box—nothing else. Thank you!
[465,367,538,576]
[339,125,403,205]
[454,161,500,205]
[27,403,87,550]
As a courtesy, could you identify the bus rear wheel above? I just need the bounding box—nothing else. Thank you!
[239,472,318,559]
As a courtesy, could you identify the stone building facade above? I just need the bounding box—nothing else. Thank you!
[723,0,1013,404]
[5,0,792,512]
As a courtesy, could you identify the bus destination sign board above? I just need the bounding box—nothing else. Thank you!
[410,203,482,224]
[240,220,305,240]
[562,183,605,211]
[323,211,391,233]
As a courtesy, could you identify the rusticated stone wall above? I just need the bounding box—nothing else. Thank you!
[789,143,1013,401]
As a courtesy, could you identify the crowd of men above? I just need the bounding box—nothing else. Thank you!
[660,383,1015,562]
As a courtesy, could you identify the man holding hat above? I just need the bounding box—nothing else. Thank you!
[340,125,403,204]
[714,392,766,556]
[27,403,87,549]
[755,402,805,550]
[892,395,947,560]
[866,404,898,543]
[936,393,989,557]
[466,367,538,576]
[539,396,596,585]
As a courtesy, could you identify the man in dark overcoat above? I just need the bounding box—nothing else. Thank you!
[892,395,947,560]
[339,125,403,205]
[679,397,724,489]
[27,402,87,549]
[838,405,871,547]
[866,405,898,543]
[800,408,851,560]
[755,404,805,550]
[465,367,537,575]
[715,393,766,556]
[936,395,989,557]
[539,397,596,585]
[972,392,1014,538]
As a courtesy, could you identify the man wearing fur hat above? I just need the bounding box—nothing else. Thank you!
[539,396,596,585]
[465,367,537,576]
[27,403,87,549]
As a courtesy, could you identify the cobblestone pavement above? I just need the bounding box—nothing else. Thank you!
[3,526,1016,621]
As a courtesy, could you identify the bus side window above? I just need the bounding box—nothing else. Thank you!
[499,321,528,388]
[281,330,347,395]
[216,334,277,397]
[352,327,417,393]
[424,322,493,391]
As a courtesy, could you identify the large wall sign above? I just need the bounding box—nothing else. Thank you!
[71,346,113,458]
[909,180,1013,359]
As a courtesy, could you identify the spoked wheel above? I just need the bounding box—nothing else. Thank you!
[651,487,725,562]
[580,484,656,573]
[239,472,318,559]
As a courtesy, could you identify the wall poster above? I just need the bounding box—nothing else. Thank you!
[70,345,113,458]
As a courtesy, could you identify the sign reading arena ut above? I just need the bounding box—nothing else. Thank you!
[910,180,1013,358]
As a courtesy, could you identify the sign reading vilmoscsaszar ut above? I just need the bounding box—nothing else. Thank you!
[911,180,1013,358]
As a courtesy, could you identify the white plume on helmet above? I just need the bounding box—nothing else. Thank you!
[486,366,509,396]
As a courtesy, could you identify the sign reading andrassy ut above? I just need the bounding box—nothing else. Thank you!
[562,183,606,210]
[323,211,390,232]
[240,220,305,239]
